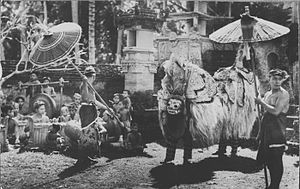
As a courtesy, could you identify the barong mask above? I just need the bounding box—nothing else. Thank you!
[167,98,184,115]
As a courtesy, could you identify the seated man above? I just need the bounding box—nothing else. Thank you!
[102,109,121,142]
[45,124,64,154]
[1,105,17,145]
[125,123,144,155]
[69,93,82,120]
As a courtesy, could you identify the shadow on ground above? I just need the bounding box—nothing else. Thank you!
[155,138,259,151]
[150,156,262,189]
[29,163,110,189]
[101,142,153,162]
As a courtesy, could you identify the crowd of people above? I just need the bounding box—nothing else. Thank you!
[0,67,144,159]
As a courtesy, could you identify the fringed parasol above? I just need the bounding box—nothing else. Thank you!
[209,10,290,43]
[29,22,81,66]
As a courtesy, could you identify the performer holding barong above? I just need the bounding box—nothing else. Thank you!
[80,66,106,111]
[255,69,290,189]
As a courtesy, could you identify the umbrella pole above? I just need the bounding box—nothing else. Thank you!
[69,61,123,126]
[249,44,268,188]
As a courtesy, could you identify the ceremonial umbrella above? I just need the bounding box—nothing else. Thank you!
[29,22,82,66]
[29,22,121,124]
[209,6,290,188]
[209,8,290,44]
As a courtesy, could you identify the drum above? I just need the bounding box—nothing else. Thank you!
[30,93,57,118]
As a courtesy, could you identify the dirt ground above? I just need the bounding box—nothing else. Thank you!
[0,142,299,189]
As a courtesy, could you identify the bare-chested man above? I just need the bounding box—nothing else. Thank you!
[255,69,290,189]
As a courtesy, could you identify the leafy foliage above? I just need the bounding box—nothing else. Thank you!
[95,1,118,64]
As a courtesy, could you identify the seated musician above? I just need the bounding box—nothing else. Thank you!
[41,77,56,97]
[13,103,24,121]
[69,93,82,120]
[126,123,144,155]
[15,96,29,115]
[1,105,17,145]
[5,94,16,107]
[102,109,121,142]
[31,100,50,124]
[45,124,64,154]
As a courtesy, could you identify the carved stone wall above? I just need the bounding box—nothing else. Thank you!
[122,45,157,91]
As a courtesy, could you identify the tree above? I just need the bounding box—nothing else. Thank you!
[95,1,118,64]
[88,0,96,64]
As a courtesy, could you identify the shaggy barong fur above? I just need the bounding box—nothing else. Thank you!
[158,49,258,148]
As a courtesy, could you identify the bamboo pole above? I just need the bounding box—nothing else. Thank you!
[297,0,300,144]
[71,1,80,64]
[88,0,96,64]
[249,44,268,188]
[43,1,47,25]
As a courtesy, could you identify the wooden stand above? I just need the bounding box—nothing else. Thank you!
[28,123,51,148]
[15,120,27,144]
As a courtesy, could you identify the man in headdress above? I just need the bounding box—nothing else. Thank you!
[80,66,106,111]
[255,68,290,189]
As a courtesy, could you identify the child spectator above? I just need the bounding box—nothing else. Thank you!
[123,90,133,122]
[112,93,121,113]
[126,123,144,155]
[1,105,18,145]
[122,90,132,110]
[41,77,56,97]
[15,96,29,115]
[13,103,23,120]
[45,124,64,154]
[31,101,50,123]
[69,93,82,119]
[102,109,121,142]
[5,94,16,107]
[117,99,131,138]
[58,106,72,123]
